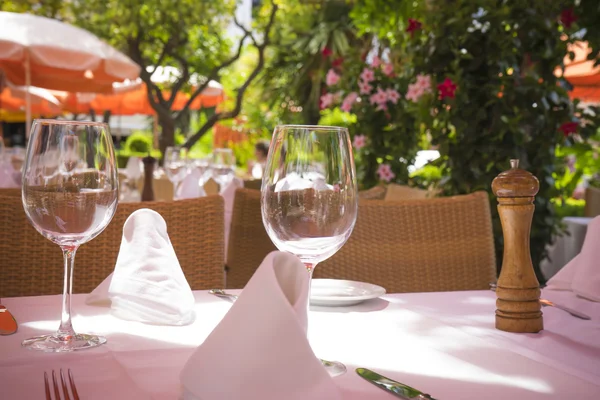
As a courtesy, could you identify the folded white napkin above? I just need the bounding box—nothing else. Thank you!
[546,216,600,302]
[275,171,331,192]
[86,209,195,325]
[222,177,244,256]
[180,251,342,400]
[176,168,206,200]
[125,156,143,179]
[0,161,18,188]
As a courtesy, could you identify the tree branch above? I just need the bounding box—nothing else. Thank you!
[182,2,279,148]
[174,31,249,124]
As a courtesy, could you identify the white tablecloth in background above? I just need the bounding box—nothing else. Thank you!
[1,290,599,399]
[541,217,592,280]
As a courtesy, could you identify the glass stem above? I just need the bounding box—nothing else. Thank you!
[304,262,316,336]
[57,246,78,340]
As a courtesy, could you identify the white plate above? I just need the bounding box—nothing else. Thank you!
[309,279,386,307]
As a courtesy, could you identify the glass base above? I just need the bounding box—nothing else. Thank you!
[22,333,106,352]
[321,359,347,377]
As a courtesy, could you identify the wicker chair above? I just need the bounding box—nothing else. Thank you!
[0,188,22,197]
[243,179,262,191]
[315,191,496,293]
[359,185,387,200]
[0,195,225,297]
[226,188,276,288]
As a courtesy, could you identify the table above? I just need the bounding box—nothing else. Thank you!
[1,289,599,399]
[541,217,592,280]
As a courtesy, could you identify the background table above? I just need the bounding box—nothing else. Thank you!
[541,217,592,280]
[1,289,599,399]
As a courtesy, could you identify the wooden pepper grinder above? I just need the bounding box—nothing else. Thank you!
[141,155,156,202]
[491,159,543,333]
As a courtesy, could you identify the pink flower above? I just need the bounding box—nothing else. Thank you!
[320,93,334,109]
[341,92,359,112]
[360,68,375,83]
[358,80,373,94]
[353,135,367,150]
[382,63,394,76]
[370,87,388,106]
[326,69,340,86]
[371,55,381,68]
[377,163,396,182]
[415,74,432,90]
[386,89,400,104]
[321,47,333,57]
[405,84,424,102]
[375,103,388,112]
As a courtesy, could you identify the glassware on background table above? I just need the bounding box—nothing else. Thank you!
[190,155,212,187]
[21,119,119,352]
[211,148,236,191]
[164,146,189,199]
[260,125,358,376]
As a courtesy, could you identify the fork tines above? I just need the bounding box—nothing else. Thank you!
[44,369,79,400]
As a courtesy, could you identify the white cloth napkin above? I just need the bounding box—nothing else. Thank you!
[86,209,195,325]
[0,160,18,188]
[176,168,206,200]
[222,177,244,257]
[125,156,142,179]
[180,251,342,400]
[546,216,600,302]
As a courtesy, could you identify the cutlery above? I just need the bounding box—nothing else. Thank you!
[489,283,591,320]
[44,369,80,400]
[539,299,591,320]
[0,298,18,335]
[208,289,239,302]
[356,368,438,399]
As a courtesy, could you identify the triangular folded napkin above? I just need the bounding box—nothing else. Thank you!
[176,168,206,200]
[180,251,342,400]
[86,209,195,325]
[546,216,600,302]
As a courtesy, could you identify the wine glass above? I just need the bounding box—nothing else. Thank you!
[261,125,358,376]
[164,146,189,199]
[211,148,236,191]
[21,119,119,352]
[190,155,212,187]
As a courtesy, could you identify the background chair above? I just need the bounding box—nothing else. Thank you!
[359,185,387,200]
[315,191,496,293]
[0,188,21,197]
[226,188,276,288]
[0,195,225,297]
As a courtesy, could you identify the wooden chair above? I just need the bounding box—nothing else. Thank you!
[226,188,276,288]
[0,195,225,297]
[315,191,496,293]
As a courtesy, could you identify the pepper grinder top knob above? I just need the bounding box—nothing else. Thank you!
[492,159,540,199]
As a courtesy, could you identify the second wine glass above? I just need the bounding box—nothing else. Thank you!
[164,146,189,200]
[260,125,358,376]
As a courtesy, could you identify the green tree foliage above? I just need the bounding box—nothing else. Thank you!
[352,0,600,280]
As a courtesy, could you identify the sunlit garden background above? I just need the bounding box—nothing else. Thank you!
[1,0,600,281]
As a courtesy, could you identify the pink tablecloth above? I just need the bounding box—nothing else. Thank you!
[1,289,599,399]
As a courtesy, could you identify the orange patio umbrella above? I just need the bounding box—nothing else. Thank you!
[62,80,225,116]
[0,84,61,115]
[561,41,600,102]
[0,11,140,134]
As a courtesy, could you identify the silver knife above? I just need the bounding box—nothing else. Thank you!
[356,368,438,400]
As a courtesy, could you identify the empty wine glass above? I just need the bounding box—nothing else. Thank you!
[261,125,358,376]
[211,148,235,191]
[164,146,189,199]
[190,155,212,187]
[21,119,119,352]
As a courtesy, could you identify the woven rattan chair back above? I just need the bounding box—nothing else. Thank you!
[0,195,224,297]
[359,185,387,200]
[315,191,496,293]
[0,188,22,197]
[226,188,276,288]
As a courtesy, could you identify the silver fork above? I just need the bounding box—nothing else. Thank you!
[44,369,80,400]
